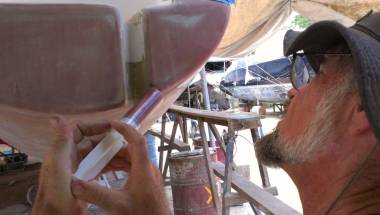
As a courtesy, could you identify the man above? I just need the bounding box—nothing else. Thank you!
[255,11,380,214]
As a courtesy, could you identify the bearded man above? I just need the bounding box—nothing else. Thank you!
[255,11,380,214]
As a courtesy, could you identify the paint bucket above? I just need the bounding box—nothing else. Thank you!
[169,149,217,215]
[192,138,225,162]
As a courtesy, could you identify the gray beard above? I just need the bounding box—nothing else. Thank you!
[254,102,337,168]
[254,82,350,167]
[254,126,287,167]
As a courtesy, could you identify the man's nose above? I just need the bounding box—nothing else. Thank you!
[284,88,297,110]
[287,88,298,100]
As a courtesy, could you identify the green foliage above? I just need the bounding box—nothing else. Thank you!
[291,15,311,29]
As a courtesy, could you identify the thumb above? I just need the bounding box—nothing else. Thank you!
[71,178,125,210]
[50,116,73,141]
[111,121,150,164]
[49,116,74,151]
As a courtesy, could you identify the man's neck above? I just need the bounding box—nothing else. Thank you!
[283,155,348,214]
[282,138,379,214]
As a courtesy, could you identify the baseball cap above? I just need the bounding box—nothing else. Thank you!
[285,11,380,142]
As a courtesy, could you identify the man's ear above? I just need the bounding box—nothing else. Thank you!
[349,105,371,135]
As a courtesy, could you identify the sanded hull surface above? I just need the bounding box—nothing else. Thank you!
[0,1,230,159]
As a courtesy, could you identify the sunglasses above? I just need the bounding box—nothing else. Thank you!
[290,53,351,90]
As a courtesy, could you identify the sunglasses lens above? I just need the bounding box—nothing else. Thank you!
[291,60,298,88]
[291,53,349,89]
[291,55,309,89]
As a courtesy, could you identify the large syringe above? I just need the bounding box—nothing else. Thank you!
[74,88,161,181]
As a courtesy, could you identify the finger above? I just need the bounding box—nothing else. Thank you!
[76,138,94,161]
[74,121,109,144]
[43,116,76,185]
[49,116,74,152]
[102,145,131,173]
[75,136,130,173]
[71,178,125,211]
[111,122,150,165]
[89,134,107,144]
[79,134,129,160]
[153,166,163,183]
[111,121,144,146]
[73,127,84,144]
[76,138,130,172]
[76,121,111,140]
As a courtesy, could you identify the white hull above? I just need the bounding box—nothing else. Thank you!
[224,83,292,103]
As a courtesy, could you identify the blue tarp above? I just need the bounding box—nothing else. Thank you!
[212,0,235,5]
[248,58,291,79]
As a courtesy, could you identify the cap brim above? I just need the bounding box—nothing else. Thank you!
[285,21,347,55]
[283,29,301,55]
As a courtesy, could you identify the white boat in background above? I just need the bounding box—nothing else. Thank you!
[219,56,311,103]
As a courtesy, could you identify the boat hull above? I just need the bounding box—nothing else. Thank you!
[222,84,292,103]
[0,2,230,159]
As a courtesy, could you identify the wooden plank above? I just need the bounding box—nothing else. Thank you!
[158,115,166,172]
[224,193,248,207]
[0,171,39,208]
[163,118,179,177]
[0,162,41,183]
[0,162,41,208]
[168,105,262,130]
[212,161,301,215]
[250,128,272,188]
[199,119,221,215]
[222,131,235,215]
[147,129,190,152]
[249,202,262,215]
[182,117,188,144]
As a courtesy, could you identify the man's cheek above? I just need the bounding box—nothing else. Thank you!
[279,116,304,143]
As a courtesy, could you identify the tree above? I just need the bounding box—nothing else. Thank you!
[291,15,311,29]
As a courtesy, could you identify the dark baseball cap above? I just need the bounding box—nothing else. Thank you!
[285,11,380,143]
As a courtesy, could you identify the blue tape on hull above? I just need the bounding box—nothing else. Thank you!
[212,0,235,5]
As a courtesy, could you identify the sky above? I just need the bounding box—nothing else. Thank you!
[252,11,301,63]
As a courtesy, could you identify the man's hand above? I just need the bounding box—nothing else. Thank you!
[31,117,112,215]
[71,122,170,215]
